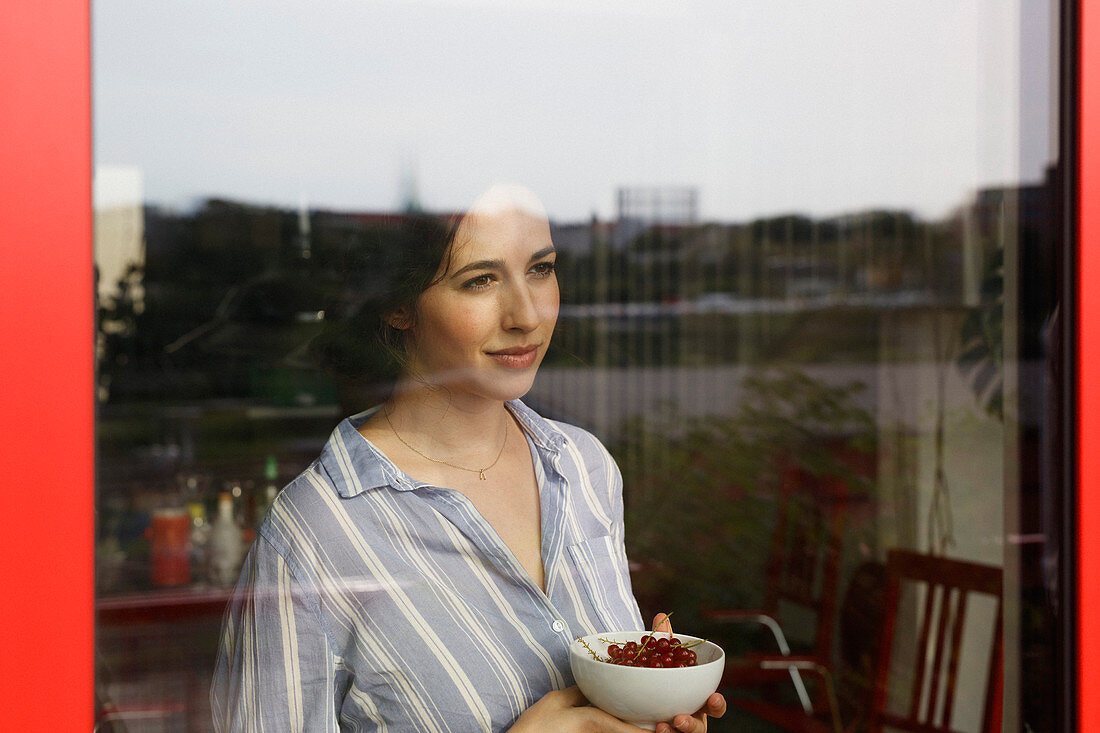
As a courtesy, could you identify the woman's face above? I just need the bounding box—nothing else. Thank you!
[401,204,559,404]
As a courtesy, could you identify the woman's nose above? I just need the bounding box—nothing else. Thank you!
[503,284,540,331]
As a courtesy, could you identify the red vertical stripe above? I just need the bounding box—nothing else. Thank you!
[0,1,93,729]
[1081,0,1100,729]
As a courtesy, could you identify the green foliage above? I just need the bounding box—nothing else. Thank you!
[612,369,875,623]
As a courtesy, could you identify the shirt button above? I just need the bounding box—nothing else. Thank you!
[552,620,567,633]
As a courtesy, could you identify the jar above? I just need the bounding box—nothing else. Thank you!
[147,507,192,587]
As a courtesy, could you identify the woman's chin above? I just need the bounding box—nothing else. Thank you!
[478,369,540,403]
[413,367,537,404]
[483,379,537,404]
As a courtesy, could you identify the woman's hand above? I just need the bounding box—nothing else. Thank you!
[510,614,728,733]
[508,686,650,732]
[651,613,728,733]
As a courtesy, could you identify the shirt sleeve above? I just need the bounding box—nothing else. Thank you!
[210,534,339,732]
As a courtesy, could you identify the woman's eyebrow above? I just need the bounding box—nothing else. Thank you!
[529,246,556,262]
[450,258,504,279]
[449,247,557,279]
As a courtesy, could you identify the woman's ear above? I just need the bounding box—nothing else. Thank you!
[386,306,412,330]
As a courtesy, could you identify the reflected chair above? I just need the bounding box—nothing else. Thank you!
[701,463,859,733]
[864,548,1003,733]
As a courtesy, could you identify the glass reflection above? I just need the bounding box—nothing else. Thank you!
[93,1,1062,730]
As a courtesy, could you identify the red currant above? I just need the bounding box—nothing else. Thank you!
[593,635,701,668]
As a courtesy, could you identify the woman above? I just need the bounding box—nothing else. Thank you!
[211,185,725,732]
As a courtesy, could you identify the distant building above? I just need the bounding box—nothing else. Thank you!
[612,186,698,249]
[616,186,698,225]
[94,166,145,309]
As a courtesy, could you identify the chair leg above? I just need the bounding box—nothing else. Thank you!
[759,660,844,733]
[755,614,815,715]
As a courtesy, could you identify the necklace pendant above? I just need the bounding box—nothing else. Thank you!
[478,469,487,480]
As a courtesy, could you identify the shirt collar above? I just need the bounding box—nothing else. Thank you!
[319,399,565,499]
[504,398,567,454]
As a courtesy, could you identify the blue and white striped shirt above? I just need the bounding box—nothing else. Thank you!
[211,399,643,732]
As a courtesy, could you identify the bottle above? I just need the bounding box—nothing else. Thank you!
[224,479,246,526]
[255,454,280,528]
[208,491,244,587]
[188,499,210,584]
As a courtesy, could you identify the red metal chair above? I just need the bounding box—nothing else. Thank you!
[865,548,1003,733]
[702,464,855,733]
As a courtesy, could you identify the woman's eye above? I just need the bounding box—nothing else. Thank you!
[531,261,557,278]
[463,274,494,291]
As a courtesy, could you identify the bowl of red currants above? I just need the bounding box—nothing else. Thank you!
[569,630,724,730]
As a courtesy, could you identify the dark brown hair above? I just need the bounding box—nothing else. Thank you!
[309,213,460,399]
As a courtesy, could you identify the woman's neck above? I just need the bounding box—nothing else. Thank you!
[382,378,513,459]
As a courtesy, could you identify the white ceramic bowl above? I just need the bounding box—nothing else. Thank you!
[569,630,725,730]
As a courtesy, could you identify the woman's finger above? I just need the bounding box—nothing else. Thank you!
[656,691,727,733]
[655,713,706,733]
[552,685,589,708]
[652,612,673,634]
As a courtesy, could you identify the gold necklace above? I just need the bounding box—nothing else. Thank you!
[383,407,508,480]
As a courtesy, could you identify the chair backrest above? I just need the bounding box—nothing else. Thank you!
[763,464,850,661]
[869,549,1003,733]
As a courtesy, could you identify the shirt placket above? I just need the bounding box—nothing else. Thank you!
[538,447,568,602]
[413,440,576,647]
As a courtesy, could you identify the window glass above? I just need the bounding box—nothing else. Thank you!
[93,1,1064,730]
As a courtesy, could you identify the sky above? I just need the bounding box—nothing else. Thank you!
[93,0,1048,223]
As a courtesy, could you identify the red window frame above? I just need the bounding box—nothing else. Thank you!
[1078,0,1100,729]
[0,1,1096,729]
[0,1,94,728]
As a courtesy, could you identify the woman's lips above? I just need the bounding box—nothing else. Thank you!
[487,345,539,369]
